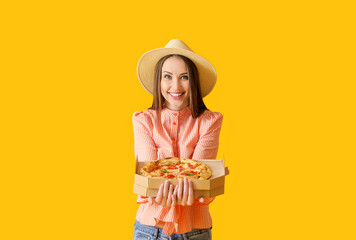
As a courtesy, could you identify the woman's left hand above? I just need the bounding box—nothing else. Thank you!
[172,177,204,206]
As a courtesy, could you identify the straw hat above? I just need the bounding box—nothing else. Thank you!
[136,39,217,98]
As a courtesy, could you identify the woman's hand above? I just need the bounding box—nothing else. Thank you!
[148,177,205,207]
[148,180,175,207]
[175,177,194,206]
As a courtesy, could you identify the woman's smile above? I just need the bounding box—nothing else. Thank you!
[168,92,185,99]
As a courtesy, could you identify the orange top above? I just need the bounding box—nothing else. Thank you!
[132,106,223,234]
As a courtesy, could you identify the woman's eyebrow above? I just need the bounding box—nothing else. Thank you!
[163,71,188,75]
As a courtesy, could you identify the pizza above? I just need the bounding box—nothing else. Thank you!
[140,157,212,180]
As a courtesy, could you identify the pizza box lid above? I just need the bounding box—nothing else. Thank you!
[133,156,229,196]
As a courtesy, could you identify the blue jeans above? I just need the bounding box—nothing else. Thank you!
[133,220,212,240]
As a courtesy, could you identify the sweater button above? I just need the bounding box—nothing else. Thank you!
[173,113,178,116]
[173,122,176,125]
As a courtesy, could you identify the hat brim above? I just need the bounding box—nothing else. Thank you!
[137,48,216,98]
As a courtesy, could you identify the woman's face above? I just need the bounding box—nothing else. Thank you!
[161,56,190,111]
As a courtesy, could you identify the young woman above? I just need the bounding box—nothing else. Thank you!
[132,39,223,240]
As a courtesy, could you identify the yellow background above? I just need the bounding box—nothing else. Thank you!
[1,0,355,239]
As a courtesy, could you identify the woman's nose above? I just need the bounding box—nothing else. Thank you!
[172,77,181,88]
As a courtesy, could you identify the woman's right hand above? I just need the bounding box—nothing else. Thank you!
[148,180,175,207]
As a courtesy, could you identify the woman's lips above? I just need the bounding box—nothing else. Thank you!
[169,92,184,99]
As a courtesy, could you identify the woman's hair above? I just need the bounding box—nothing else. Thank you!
[149,54,208,118]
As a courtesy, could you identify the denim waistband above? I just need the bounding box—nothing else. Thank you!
[134,220,211,239]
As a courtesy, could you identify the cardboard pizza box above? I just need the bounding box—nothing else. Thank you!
[133,156,229,198]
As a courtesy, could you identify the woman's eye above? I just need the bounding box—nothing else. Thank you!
[164,75,171,79]
[181,75,189,80]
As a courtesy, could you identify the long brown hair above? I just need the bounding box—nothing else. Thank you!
[149,54,208,118]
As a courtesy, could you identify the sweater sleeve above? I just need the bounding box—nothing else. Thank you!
[136,195,149,204]
[132,111,158,161]
[192,111,223,205]
[192,111,223,160]
[133,111,158,205]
